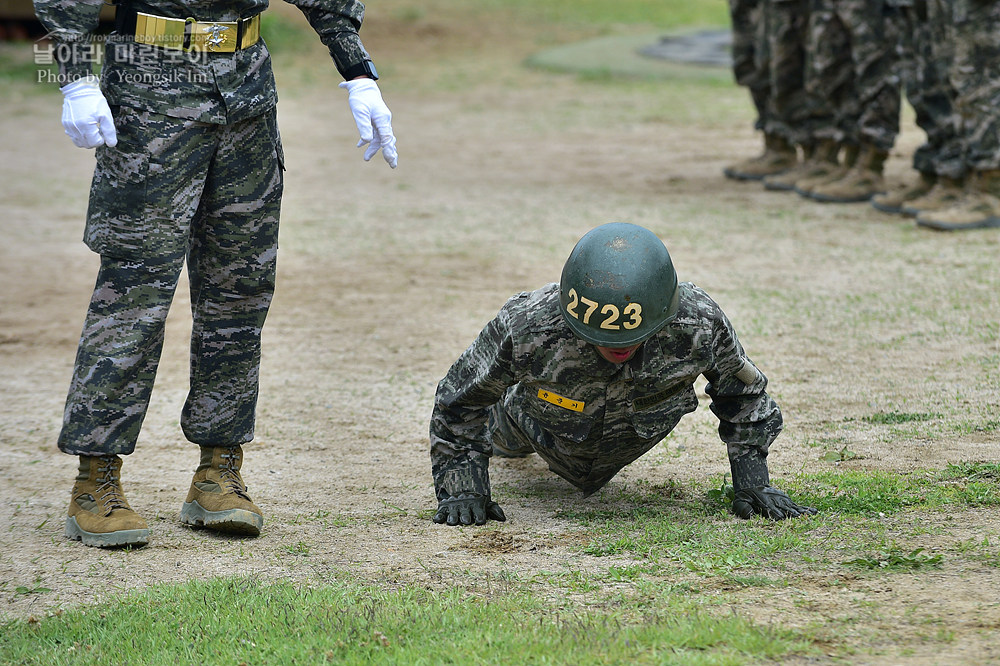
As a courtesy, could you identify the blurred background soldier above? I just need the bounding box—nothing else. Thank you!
[872,0,965,217]
[760,0,843,193]
[797,0,902,204]
[34,0,397,548]
[917,0,1000,230]
[430,223,816,527]
[723,0,800,181]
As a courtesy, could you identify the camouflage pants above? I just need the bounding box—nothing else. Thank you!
[762,0,816,145]
[731,0,833,145]
[897,0,963,178]
[952,0,1000,171]
[807,0,901,150]
[59,106,283,456]
[729,0,770,131]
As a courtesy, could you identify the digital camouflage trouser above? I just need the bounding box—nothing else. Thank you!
[952,0,1000,172]
[59,105,283,456]
[899,0,964,178]
[762,0,815,146]
[729,0,770,131]
[806,0,901,150]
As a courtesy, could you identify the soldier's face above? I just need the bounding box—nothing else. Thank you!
[594,344,641,364]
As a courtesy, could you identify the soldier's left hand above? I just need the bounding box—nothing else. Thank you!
[339,78,397,168]
[732,486,817,521]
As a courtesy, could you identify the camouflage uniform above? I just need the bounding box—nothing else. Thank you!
[34,0,373,455]
[729,0,817,145]
[729,0,770,133]
[951,0,1000,173]
[430,283,781,500]
[896,0,963,179]
[762,0,814,146]
[805,0,901,151]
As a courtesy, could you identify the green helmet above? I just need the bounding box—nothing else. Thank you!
[559,223,680,347]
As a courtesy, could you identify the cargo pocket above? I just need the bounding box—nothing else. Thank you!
[84,107,188,263]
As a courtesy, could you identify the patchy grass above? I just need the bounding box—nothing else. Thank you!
[0,577,814,666]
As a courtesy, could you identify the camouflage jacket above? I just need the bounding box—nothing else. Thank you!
[430,282,782,499]
[33,0,370,123]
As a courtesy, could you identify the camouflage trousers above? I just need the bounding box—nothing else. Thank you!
[59,106,283,456]
[730,0,817,143]
[952,0,1000,172]
[807,0,902,150]
[761,0,817,146]
[899,0,964,178]
[729,0,770,131]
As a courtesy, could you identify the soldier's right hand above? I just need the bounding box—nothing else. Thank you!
[433,493,506,526]
[60,76,117,149]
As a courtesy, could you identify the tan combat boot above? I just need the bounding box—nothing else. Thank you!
[65,455,149,548]
[871,171,936,214]
[900,175,965,217]
[181,445,263,536]
[723,133,797,181]
[808,142,889,203]
[917,170,1000,231]
[764,138,839,191]
[795,143,859,198]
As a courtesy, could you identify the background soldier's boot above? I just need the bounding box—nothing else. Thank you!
[808,143,889,203]
[181,445,263,536]
[765,138,839,191]
[762,142,813,192]
[795,143,858,198]
[65,455,149,548]
[917,170,1000,231]
[871,171,936,214]
[900,176,965,217]
[723,133,797,181]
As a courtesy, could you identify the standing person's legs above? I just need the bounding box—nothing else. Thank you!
[794,0,858,197]
[810,0,901,203]
[180,107,283,535]
[63,107,216,547]
[899,0,966,215]
[918,0,1000,229]
[726,0,798,180]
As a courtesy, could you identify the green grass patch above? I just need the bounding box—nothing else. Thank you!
[939,461,1000,481]
[480,0,728,30]
[862,411,943,425]
[844,547,943,571]
[0,577,813,666]
[525,467,1000,576]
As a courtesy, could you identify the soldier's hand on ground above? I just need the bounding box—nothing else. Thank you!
[338,78,397,168]
[732,486,817,521]
[433,493,506,526]
[60,76,117,149]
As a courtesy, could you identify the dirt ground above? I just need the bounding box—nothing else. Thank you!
[2,4,999,663]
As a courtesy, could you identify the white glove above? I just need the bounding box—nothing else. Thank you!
[338,78,397,168]
[60,76,117,149]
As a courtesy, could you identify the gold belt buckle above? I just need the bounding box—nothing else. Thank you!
[134,12,258,52]
[190,19,238,52]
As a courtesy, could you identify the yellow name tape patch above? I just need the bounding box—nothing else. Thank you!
[537,389,585,413]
